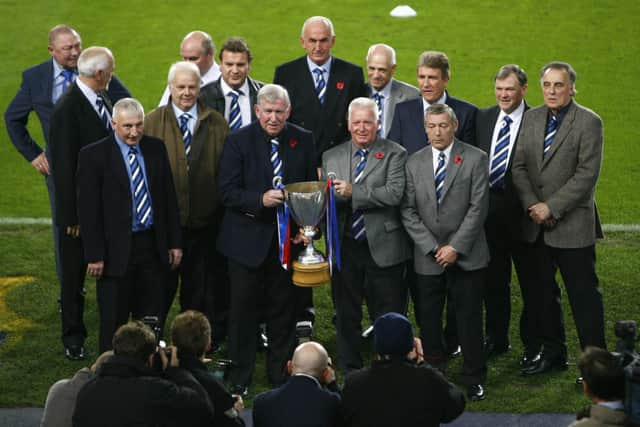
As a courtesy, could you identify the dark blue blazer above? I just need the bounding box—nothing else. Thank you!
[252,375,341,427]
[387,92,478,155]
[216,121,316,268]
[4,58,130,162]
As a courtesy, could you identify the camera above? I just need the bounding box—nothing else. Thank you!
[211,358,235,381]
[296,321,313,345]
[613,320,640,424]
[142,316,163,347]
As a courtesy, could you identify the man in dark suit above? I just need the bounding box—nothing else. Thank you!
[49,46,124,360]
[365,43,420,138]
[199,37,263,131]
[321,97,410,375]
[512,62,606,378]
[274,16,366,165]
[4,25,129,308]
[77,97,182,353]
[253,342,341,427]
[401,104,489,401]
[217,84,316,394]
[475,64,541,365]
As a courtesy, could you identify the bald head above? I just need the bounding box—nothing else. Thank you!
[291,342,329,378]
[366,44,397,91]
[181,30,215,75]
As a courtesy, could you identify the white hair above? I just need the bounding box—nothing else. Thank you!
[167,61,201,85]
[348,97,378,122]
[301,16,335,37]
[366,43,396,66]
[77,46,113,77]
[113,98,144,120]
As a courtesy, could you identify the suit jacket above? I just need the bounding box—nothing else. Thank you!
[216,121,317,268]
[321,137,410,267]
[49,82,116,228]
[198,76,263,124]
[274,56,367,164]
[252,375,341,427]
[475,103,529,236]
[144,100,228,229]
[367,79,420,137]
[4,58,129,162]
[77,135,181,277]
[387,92,478,154]
[401,140,489,275]
[511,101,603,248]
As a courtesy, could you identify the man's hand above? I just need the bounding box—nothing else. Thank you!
[262,189,285,207]
[435,245,458,268]
[528,202,552,224]
[30,152,50,176]
[233,395,244,412]
[66,225,81,238]
[408,337,425,363]
[321,357,337,385]
[87,261,104,278]
[159,345,179,370]
[168,248,182,270]
[333,179,353,198]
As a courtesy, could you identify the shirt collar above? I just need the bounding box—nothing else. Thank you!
[114,133,138,153]
[171,102,198,122]
[75,77,99,105]
[292,373,322,388]
[422,91,447,111]
[221,77,250,97]
[432,140,454,160]
[306,56,332,75]
[498,99,526,123]
[371,80,392,98]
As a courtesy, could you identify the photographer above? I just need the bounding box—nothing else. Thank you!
[171,310,245,426]
[72,321,214,427]
[570,346,630,426]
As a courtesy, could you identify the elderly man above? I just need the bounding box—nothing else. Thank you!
[274,16,366,165]
[341,312,465,427]
[512,62,606,379]
[401,104,489,401]
[253,342,341,427]
[77,98,182,353]
[4,24,129,329]
[49,46,122,360]
[217,84,316,394]
[158,30,221,105]
[145,62,229,342]
[200,37,263,131]
[365,43,419,137]
[322,97,410,376]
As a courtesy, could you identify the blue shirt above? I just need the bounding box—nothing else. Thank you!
[115,135,154,231]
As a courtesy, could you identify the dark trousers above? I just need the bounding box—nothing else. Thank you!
[416,267,487,386]
[96,230,165,352]
[332,237,406,375]
[45,173,63,285]
[531,236,605,358]
[227,242,296,388]
[58,232,87,347]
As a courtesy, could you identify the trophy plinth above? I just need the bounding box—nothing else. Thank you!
[291,261,331,287]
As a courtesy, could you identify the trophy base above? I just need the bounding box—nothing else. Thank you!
[292,261,330,287]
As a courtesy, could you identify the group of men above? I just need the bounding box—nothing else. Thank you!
[6,14,605,403]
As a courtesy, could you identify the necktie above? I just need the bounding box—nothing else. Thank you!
[95,94,112,131]
[489,116,513,188]
[128,147,152,228]
[270,138,282,179]
[179,113,192,158]
[313,68,326,104]
[61,69,75,92]
[228,90,243,131]
[435,151,446,205]
[373,92,384,136]
[543,114,558,157]
[351,149,368,241]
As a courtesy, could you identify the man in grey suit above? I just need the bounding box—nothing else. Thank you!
[512,62,606,378]
[401,104,489,401]
[365,43,419,137]
[322,97,410,376]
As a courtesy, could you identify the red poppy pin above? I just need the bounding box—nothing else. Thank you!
[375,151,384,159]
[454,155,462,164]
[289,138,298,148]
[336,81,345,90]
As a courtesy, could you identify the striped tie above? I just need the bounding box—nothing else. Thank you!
[128,147,152,228]
[313,68,326,104]
[179,113,192,158]
[270,139,282,179]
[228,90,243,131]
[61,69,75,92]
[373,92,384,136]
[543,114,558,157]
[489,116,512,188]
[351,149,368,241]
[95,94,112,131]
[435,151,446,205]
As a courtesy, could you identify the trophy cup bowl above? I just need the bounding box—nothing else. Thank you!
[285,181,331,287]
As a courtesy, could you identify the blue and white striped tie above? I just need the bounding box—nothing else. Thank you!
[489,116,512,188]
[435,151,446,205]
[351,149,368,241]
[128,147,152,227]
[179,113,192,158]
[270,138,282,179]
[313,68,326,104]
[543,114,558,157]
[228,90,243,131]
[373,92,384,136]
[95,94,112,131]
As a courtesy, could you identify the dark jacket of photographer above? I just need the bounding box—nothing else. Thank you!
[72,355,215,427]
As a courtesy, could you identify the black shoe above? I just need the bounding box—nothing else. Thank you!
[484,339,511,357]
[230,385,249,398]
[519,350,542,368]
[64,345,85,361]
[521,354,568,376]
[467,384,486,401]
[448,345,462,359]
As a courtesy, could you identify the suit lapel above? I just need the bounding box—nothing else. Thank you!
[541,102,576,169]
[413,100,429,146]
[298,58,322,112]
[44,60,54,106]
[479,106,500,154]
[360,138,382,181]
[109,136,131,193]
[419,148,437,203]
[324,58,342,114]
[440,141,464,202]
[190,107,206,163]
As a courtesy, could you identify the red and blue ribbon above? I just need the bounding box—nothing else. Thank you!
[326,177,341,274]
[274,177,290,270]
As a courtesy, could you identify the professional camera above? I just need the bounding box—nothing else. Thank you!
[142,316,163,347]
[211,358,235,381]
[613,320,640,424]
